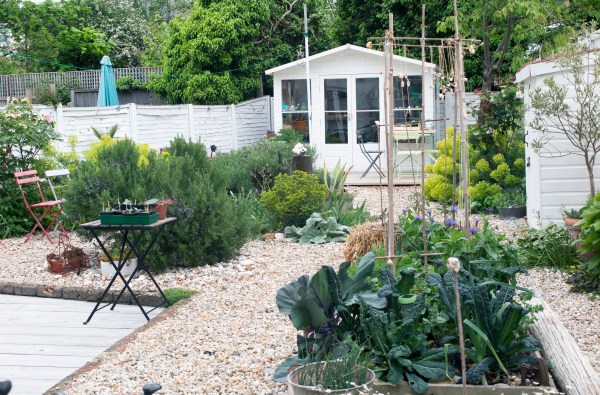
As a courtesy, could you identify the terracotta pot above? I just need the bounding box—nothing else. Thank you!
[564,217,582,240]
[154,204,168,220]
[47,254,66,274]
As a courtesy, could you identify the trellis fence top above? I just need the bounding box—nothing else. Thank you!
[0,67,163,98]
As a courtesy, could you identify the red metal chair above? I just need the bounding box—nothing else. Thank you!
[14,170,67,243]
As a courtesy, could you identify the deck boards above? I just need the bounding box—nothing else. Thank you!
[0,295,162,395]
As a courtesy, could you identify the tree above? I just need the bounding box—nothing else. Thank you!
[69,0,148,67]
[439,0,568,93]
[529,46,600,196]
[58,27,113,69]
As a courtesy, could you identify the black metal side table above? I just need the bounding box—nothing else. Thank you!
[80,217,177,324]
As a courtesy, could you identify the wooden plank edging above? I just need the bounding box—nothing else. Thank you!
[529,297,600,395]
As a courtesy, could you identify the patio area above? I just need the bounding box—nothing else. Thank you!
[0,295,161,395]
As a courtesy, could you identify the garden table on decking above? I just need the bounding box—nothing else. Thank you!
[79,217,177,325]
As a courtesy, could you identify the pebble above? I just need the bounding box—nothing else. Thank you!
[0,186,597,393]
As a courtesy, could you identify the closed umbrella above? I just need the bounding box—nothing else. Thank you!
[97,56,119,106]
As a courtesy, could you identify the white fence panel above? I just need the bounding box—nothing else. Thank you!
[60,106,131,155]
[2,96,272,157]
[235,97,271,148]
[137,105,189,149]
[192,105,233,153]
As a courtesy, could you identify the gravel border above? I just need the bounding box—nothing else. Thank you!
[0,186,597,394]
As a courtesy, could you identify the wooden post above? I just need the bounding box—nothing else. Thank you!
[384,13,396,275]
[529,298,600,395]
[25,89,32,104]
[453,0,470,238]
[420,5,429,273]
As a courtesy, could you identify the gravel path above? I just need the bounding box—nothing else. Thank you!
[0,186,597,394]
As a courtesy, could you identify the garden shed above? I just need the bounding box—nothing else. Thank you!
[265,44,439,177]
[516,40,600,228]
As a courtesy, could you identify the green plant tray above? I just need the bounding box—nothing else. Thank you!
[100,212,158,225]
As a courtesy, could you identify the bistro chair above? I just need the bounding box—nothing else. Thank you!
[357,124,385,178]
[14,170,67,244]
[44,169,72,231]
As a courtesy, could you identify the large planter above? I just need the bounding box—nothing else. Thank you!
[287,362,375,395]
[291,155,313,174]
[100,211,158,225]
[372,380,556,395]
[498,206,526,219]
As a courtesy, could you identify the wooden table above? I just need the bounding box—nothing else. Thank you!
[79,217,176,324]
[393,127,438,174]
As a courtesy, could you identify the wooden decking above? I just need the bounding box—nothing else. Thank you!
[0,295,162,395]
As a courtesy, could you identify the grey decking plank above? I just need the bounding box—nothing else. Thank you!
[0,294,163,394]
[0,343,106,357]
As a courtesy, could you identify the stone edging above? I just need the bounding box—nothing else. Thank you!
[0,281,165,307]
[44,297,194,395]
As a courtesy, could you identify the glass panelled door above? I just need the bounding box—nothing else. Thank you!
[355,77,380,143]
[324,79,348,144]
[321,76,381,174]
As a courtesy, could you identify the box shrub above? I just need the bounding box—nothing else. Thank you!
[261,171,328,228]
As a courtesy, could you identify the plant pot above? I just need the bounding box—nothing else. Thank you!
[287,362,375,395]
[498,206,526,219]
[153,205,168,220]
[100,211,158,225]
[47,254,66,274]
[291,155,312,174]
[564,217,582,240]
[100,258,138,278]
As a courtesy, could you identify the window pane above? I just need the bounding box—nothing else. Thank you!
[324,79,347,111]
[325,112,348,144]
[394,108,421,125]
[356,112,379,143]
[282,80,308,111]
[393,76,422,109]
[282,113,310,142]
[356,78,379,110]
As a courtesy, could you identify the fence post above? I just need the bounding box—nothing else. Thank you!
[230,103,238,150]
[187,104,194,141]
[129,103,138,142]
[55,105,65,152]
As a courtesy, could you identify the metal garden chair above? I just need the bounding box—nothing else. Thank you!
[357,124,384,178]
[44,169,72,231]
[14,170,67,244]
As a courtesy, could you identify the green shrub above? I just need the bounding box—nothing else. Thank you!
[213,140,314,194]
[577,192,600,281]
[64,138,262,271]
[0,99,60,237]
[424,127,459,204]
[261,171,328,228]
[115,76,148,91]
[517,225,578,271]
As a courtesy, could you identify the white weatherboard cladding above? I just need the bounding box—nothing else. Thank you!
[518,52,600,227]
[268,45,438,171]
[2,97,272,158]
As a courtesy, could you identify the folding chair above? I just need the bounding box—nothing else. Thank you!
[14,170,67,243]
[45,169,71,231]
[357,124,385,178]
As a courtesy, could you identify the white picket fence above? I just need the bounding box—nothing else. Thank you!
[4,96,273,156]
